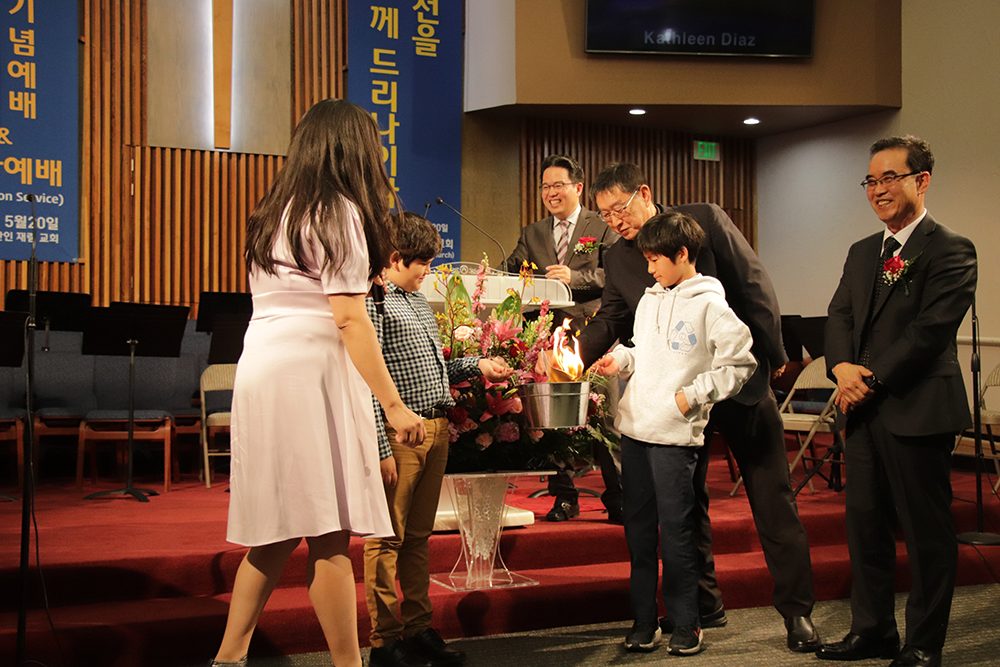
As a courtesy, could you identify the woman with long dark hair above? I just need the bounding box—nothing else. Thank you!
[212,99,424,667]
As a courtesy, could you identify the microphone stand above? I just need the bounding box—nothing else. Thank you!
[957,299,1000,546]
[16,193,40,665]
[434,197,507,267]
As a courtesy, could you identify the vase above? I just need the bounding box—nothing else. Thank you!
[430,472,541,591]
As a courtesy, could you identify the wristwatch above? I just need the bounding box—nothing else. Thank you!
[863,373,884,393]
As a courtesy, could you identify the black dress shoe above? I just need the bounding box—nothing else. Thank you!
[660,605,727,634]
[407,628,466,666]
[815,631,900,661]
[889,645,941,667]
[606,505,624,525]
[785,614,821,652]
[545,499,579,522]
[370,639,433,667]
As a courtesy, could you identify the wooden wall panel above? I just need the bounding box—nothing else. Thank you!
[0,0,347,314]
[520,118,757,247]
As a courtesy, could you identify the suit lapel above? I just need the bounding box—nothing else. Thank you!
[870,215,934,320]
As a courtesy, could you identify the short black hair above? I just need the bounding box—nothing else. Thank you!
[592,162,645,197]
[394,212,442,265]
[869,135,934,174]
[636,211,705,264]
[540,155,584,184]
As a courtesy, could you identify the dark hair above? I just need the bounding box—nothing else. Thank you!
[245,98,398,281]
[636,211,705,263]
[869,135,934,174]
[592,162,645,197]
[394,212,442,265]
[540,155,585,184]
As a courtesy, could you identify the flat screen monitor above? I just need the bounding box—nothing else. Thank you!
[586,0,814,58]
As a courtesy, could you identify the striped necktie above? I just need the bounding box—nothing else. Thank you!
[555,219,570,264]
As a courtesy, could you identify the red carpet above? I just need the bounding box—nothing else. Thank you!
[2,439,999,666]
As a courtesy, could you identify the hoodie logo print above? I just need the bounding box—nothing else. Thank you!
[669,321,698,353]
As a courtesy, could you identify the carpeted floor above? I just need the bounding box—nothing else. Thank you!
[225,583,1000,667]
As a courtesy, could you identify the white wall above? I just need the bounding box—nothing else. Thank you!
[758,0,1000,388]
[464,0,517,111]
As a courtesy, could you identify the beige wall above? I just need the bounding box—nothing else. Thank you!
[757,0,1000,391]
[509,0,900,107]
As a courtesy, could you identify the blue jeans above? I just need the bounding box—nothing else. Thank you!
[621,435,701,630]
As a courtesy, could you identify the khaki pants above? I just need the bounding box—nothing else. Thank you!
[364,417,449,646]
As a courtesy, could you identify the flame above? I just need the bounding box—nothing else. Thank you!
[549,318,584,382]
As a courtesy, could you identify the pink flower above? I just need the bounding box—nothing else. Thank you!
[448,423,459,443]
[491,318,522,343]
[475,432,493,448]
[458,418,479,434]
[495,421,520,443]
[482,392,521,421]
[528,429,543,442]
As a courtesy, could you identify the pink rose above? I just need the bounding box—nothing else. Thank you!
[475,432,493,448]
[495,421,520,443]
[454,325,475,341]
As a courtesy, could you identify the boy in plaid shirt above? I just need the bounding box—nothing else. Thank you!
[364,213,511,667]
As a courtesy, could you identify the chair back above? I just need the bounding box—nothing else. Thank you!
[981,362,1000,408]
[200,364,237,415]
[778,356,837,414]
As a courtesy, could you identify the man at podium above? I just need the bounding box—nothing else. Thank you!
[502,154,622,524]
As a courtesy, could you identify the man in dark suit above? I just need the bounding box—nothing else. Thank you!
[578,163,819,652]
[503,154,622,523]
[817,136,976,667]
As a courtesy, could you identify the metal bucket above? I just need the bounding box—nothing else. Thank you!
[519,381,590,429]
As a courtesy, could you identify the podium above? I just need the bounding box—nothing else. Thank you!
[419,263,573,310]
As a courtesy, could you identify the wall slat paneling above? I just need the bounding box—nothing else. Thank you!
[0,0,345,315]
[521,119,757,247]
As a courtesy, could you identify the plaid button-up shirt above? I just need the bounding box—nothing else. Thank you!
[366,281,480,459]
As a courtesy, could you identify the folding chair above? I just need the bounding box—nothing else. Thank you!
[958,362,1000,493]
[200,364,236,488]
[731,356,841,495]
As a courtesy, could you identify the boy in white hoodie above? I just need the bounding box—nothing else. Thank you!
[593,211,756,656]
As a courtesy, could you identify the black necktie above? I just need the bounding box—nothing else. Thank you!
[859,236,901,368]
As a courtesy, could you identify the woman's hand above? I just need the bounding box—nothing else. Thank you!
[385,404,425,447]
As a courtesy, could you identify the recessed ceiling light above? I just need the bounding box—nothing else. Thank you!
[743,117,761,126]
[629,108,646,116]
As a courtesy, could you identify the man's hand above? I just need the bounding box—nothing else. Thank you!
[544,264,572,285]
[479,356,513,382]
[831,362,874,413]
[771,363,787,380]
[380,456,398,488]
[590,354,620,376]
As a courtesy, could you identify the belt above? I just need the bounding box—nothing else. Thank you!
[418,406,447,420]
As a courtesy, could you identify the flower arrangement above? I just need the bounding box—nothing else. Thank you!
[433,259,617,472]
[573,236,600,255]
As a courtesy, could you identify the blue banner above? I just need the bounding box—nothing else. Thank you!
[347,0,462,264]
[0,0,79,262]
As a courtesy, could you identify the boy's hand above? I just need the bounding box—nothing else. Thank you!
[380,456,398,487]
[675,391,691,416]
[534,349,552,377]
[479,356,513,382]
[590,354,620,376]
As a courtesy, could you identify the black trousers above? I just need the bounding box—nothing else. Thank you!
[844,410,956,651]
[547,437,622,512]
[688,392,816,619]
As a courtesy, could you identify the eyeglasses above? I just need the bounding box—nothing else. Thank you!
[860,171,923,189]
[598,189,640,221]
[540,181,577,193]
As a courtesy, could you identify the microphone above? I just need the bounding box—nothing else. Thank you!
[422,201,432,219]
[434,197,507,269]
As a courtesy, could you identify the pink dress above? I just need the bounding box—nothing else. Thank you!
[227,203,393,546]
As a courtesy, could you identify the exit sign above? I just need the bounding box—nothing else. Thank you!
[693,140,720,162]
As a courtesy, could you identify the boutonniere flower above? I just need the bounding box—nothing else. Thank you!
[573,236,599,254]
[881,254,919,295]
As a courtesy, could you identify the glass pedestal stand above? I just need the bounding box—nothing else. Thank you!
[430,471,552,591]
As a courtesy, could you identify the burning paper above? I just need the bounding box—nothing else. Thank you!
[549,318,584,382]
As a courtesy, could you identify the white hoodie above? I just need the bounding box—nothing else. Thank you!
[609,274,756,446]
